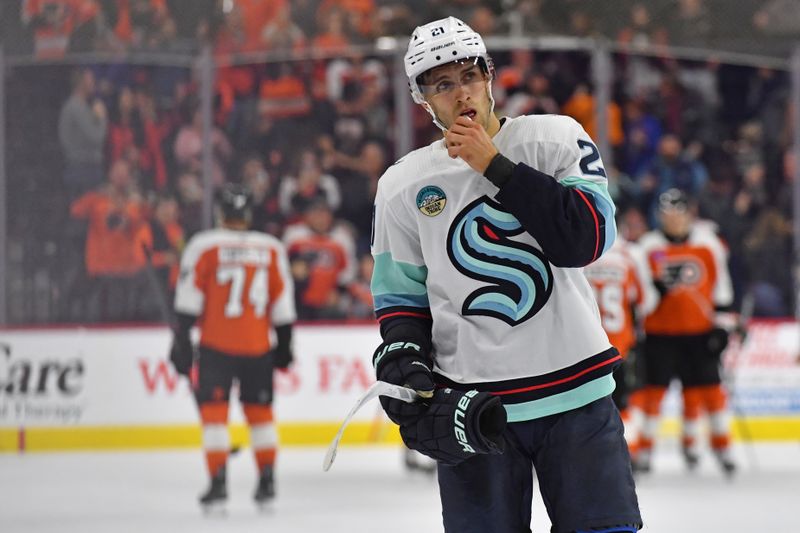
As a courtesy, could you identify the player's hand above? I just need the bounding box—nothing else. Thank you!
[400,388,506,466]
[272,346,293,369]
[169,335,193,376]
[444,116,498,173]
[373,340,435,425]
[707,327,729,361]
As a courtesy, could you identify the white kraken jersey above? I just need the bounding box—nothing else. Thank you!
[371,114,620,421]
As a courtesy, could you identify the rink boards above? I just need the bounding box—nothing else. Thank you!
[0,321,798,452]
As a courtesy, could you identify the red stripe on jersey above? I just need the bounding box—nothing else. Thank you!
[491,355,622,396]
[377,311,432,322]
[575,189,600,262]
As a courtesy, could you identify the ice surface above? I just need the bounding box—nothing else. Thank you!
[1,441,799,532]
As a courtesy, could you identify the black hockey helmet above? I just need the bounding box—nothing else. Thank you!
[216,183,253,221]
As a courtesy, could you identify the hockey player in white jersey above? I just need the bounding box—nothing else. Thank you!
[370,17,642,533]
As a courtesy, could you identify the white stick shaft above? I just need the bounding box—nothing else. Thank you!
[323,381,420,471]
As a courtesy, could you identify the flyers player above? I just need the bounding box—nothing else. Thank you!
[636,189,736,475]
[583,225,658,459]
[170,183,296,510]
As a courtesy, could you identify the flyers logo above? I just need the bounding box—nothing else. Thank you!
[660,258,704,289]
[447,196,553,326]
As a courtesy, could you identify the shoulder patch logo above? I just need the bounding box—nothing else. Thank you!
[416,185,447,217]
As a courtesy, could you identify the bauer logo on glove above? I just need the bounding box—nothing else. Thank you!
[400,388,507,466]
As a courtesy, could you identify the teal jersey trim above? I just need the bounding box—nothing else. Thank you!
[371,252,429,311]
[560,176,617,255]
[503,373,616,422]
[373,293,430,310]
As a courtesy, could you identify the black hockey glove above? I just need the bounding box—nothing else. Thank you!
[707,326,729,360]
[400,388,507,466]
[169,334,193,376]
[373,340,435,425]
[272,324,294,369]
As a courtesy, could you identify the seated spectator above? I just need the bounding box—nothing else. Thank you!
[134,193,184,319]
[562,83,624,151]
[666,0,712,48]
[283,199,356,320]
[258,62,312,120]
[319,0,377,41]
[173,107,232,186]
[240,157,284,237]
[175,171,204,237]
[742,208,793,317]
[344,253,375,320]
[69,159,147,322]
[622,97,662,179]
[237,0,287,51]
[278,148,341,220]
[326,53,389,141]
[468,5,497,36]
[322,138,386,246]
[22,0,92,59]
[260,2,306,52]
[638,134,709,226]
[503,70,559,118]
[312,6,351,54]
[617,2,666,48]
[113,0,173,50]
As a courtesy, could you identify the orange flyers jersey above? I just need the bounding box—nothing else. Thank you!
[174,228,296,356]
[639,222,733,336]
[583,238,658,357]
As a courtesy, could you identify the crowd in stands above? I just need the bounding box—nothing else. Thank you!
[1,0,797,323]
[2,0,799,60]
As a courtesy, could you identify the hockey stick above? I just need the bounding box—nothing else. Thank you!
[723,288,759,471]
[323,381,420,472]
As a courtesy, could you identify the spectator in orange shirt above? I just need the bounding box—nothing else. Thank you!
[22,0,83,59]
[283,199,356,319]
[562,83,624,151]
[70,159,147,321]
[311,7,351,55]
[258,62,311,121]
[135,193,184,317]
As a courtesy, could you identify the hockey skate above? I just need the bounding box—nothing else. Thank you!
[254,465,275,510]
[682,446,700,472]
[199,467,228,514]
[713,449,736,478]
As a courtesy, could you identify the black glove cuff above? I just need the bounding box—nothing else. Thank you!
[275,324,292,353]
[473,396,507,453]
[483,153,516,188]
[381,320,433,354]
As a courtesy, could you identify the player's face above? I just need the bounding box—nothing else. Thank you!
[659,207,692,238]
[420,61,492,130]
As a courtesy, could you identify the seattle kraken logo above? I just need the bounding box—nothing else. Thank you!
[447,197,553,326]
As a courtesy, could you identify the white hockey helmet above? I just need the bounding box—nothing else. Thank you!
[405,17,495,126]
